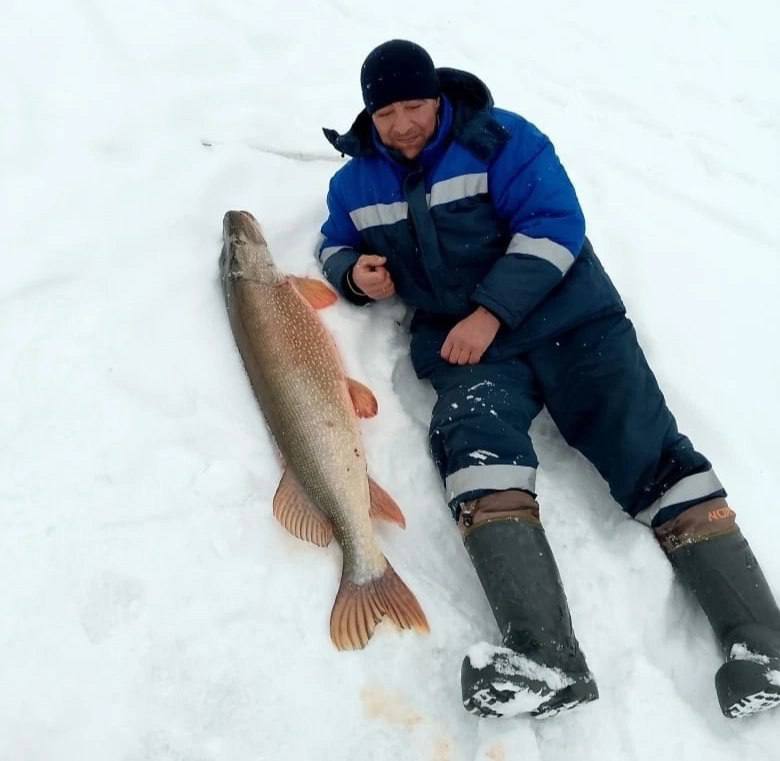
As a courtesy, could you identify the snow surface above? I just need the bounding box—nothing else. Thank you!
[731,644,772,665]
[2,1,779,759]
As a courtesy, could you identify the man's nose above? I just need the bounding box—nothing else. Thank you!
[393,112,414,134]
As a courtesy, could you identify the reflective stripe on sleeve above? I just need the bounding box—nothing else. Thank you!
[506,233,575,274]
[319,245,351,265]
[313,234,326,261]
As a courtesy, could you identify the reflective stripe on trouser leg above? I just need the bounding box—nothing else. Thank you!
[635,469,725,527]
[446,464,537,506]
[426,361,543,516]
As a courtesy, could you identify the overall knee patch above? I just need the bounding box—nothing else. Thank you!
[426,362,542,515]
[653,498,738,554]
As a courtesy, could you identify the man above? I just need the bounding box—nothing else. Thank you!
[316,39,780,719]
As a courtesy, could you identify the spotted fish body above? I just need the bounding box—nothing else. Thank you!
[220,210,428,649]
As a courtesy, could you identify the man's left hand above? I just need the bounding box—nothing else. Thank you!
[440,306,501,365]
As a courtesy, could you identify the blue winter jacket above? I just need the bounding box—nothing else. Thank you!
[317,68,624,378]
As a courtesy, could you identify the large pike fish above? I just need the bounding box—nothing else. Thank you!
[219,210,428,649]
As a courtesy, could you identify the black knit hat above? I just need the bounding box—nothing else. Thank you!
[360,40,440,114]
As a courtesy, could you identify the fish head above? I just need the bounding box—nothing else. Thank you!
[220,210,280,285]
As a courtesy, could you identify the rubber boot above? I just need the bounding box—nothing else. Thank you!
[459,490,598,719]
[657,499,780,718]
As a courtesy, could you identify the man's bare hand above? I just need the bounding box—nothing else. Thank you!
[352,255,396,300]
[441,306,501,365]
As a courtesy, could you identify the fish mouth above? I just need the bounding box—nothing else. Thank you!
[223,210,266,246]
[220,210,268,281]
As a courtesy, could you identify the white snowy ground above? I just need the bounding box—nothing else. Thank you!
[2,1,779,759]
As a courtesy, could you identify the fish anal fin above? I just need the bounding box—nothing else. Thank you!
[329,560,429,650]
[368,477,406,529]
[347,378,378,418]
[272,468,334,547]
[291,276,338,309]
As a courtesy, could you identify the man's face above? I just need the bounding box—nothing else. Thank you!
[371,98,440,160]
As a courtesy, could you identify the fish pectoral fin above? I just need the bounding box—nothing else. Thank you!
[368,477,406,529]
[347,378,378,418]
[330,561,429,650]
[290,276,338,309]
[273,468,334,547]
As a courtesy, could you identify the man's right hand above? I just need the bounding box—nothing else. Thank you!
[351,255,396,300]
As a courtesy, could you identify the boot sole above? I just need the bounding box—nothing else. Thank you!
[463,678,598,720]
[531,679,600,719]
[462,648,598,719]
[462,663,555,718]
[716,659,780,718]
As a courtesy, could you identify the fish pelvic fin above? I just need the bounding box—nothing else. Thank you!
[290,276,338,309]
[368,477,406,529]
[330,561,429,650]
[273,468,334,547]
[347,378,378,418]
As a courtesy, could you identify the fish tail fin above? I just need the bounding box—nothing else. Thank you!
[330,561,429,650]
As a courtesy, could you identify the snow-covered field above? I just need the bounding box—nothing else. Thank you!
[2,1,779,759]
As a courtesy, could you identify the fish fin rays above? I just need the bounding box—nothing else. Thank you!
[272,468,334,547]
[290,276,338,309]
[329,561,429,650]
[347,378,378,418]
[368,477,406,529]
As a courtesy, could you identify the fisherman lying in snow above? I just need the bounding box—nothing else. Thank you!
[316,39,780,720]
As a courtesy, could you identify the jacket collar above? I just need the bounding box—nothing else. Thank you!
[322,68,510,164]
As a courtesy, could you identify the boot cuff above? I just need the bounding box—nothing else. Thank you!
[459,489,540,536]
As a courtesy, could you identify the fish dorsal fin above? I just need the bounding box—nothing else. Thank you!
[368,477,406,529]
[347,378,378,418]
[273,467,334,547]
[290,276,338,309]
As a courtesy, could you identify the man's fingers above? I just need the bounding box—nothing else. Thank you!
[365,280,392,296]
[355,267,394,296]
[357,266,387,280]
[363,277,396,299]
[451,347,467,365]
[442,343,469,365]
[439,311,497,365]
[357,254,387,268]
[359,268,392,286]
[360,271,385,286]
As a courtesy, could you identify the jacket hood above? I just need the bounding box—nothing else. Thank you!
[322,68,508,161]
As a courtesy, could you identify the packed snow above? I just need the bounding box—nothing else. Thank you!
[2,1,779,759]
